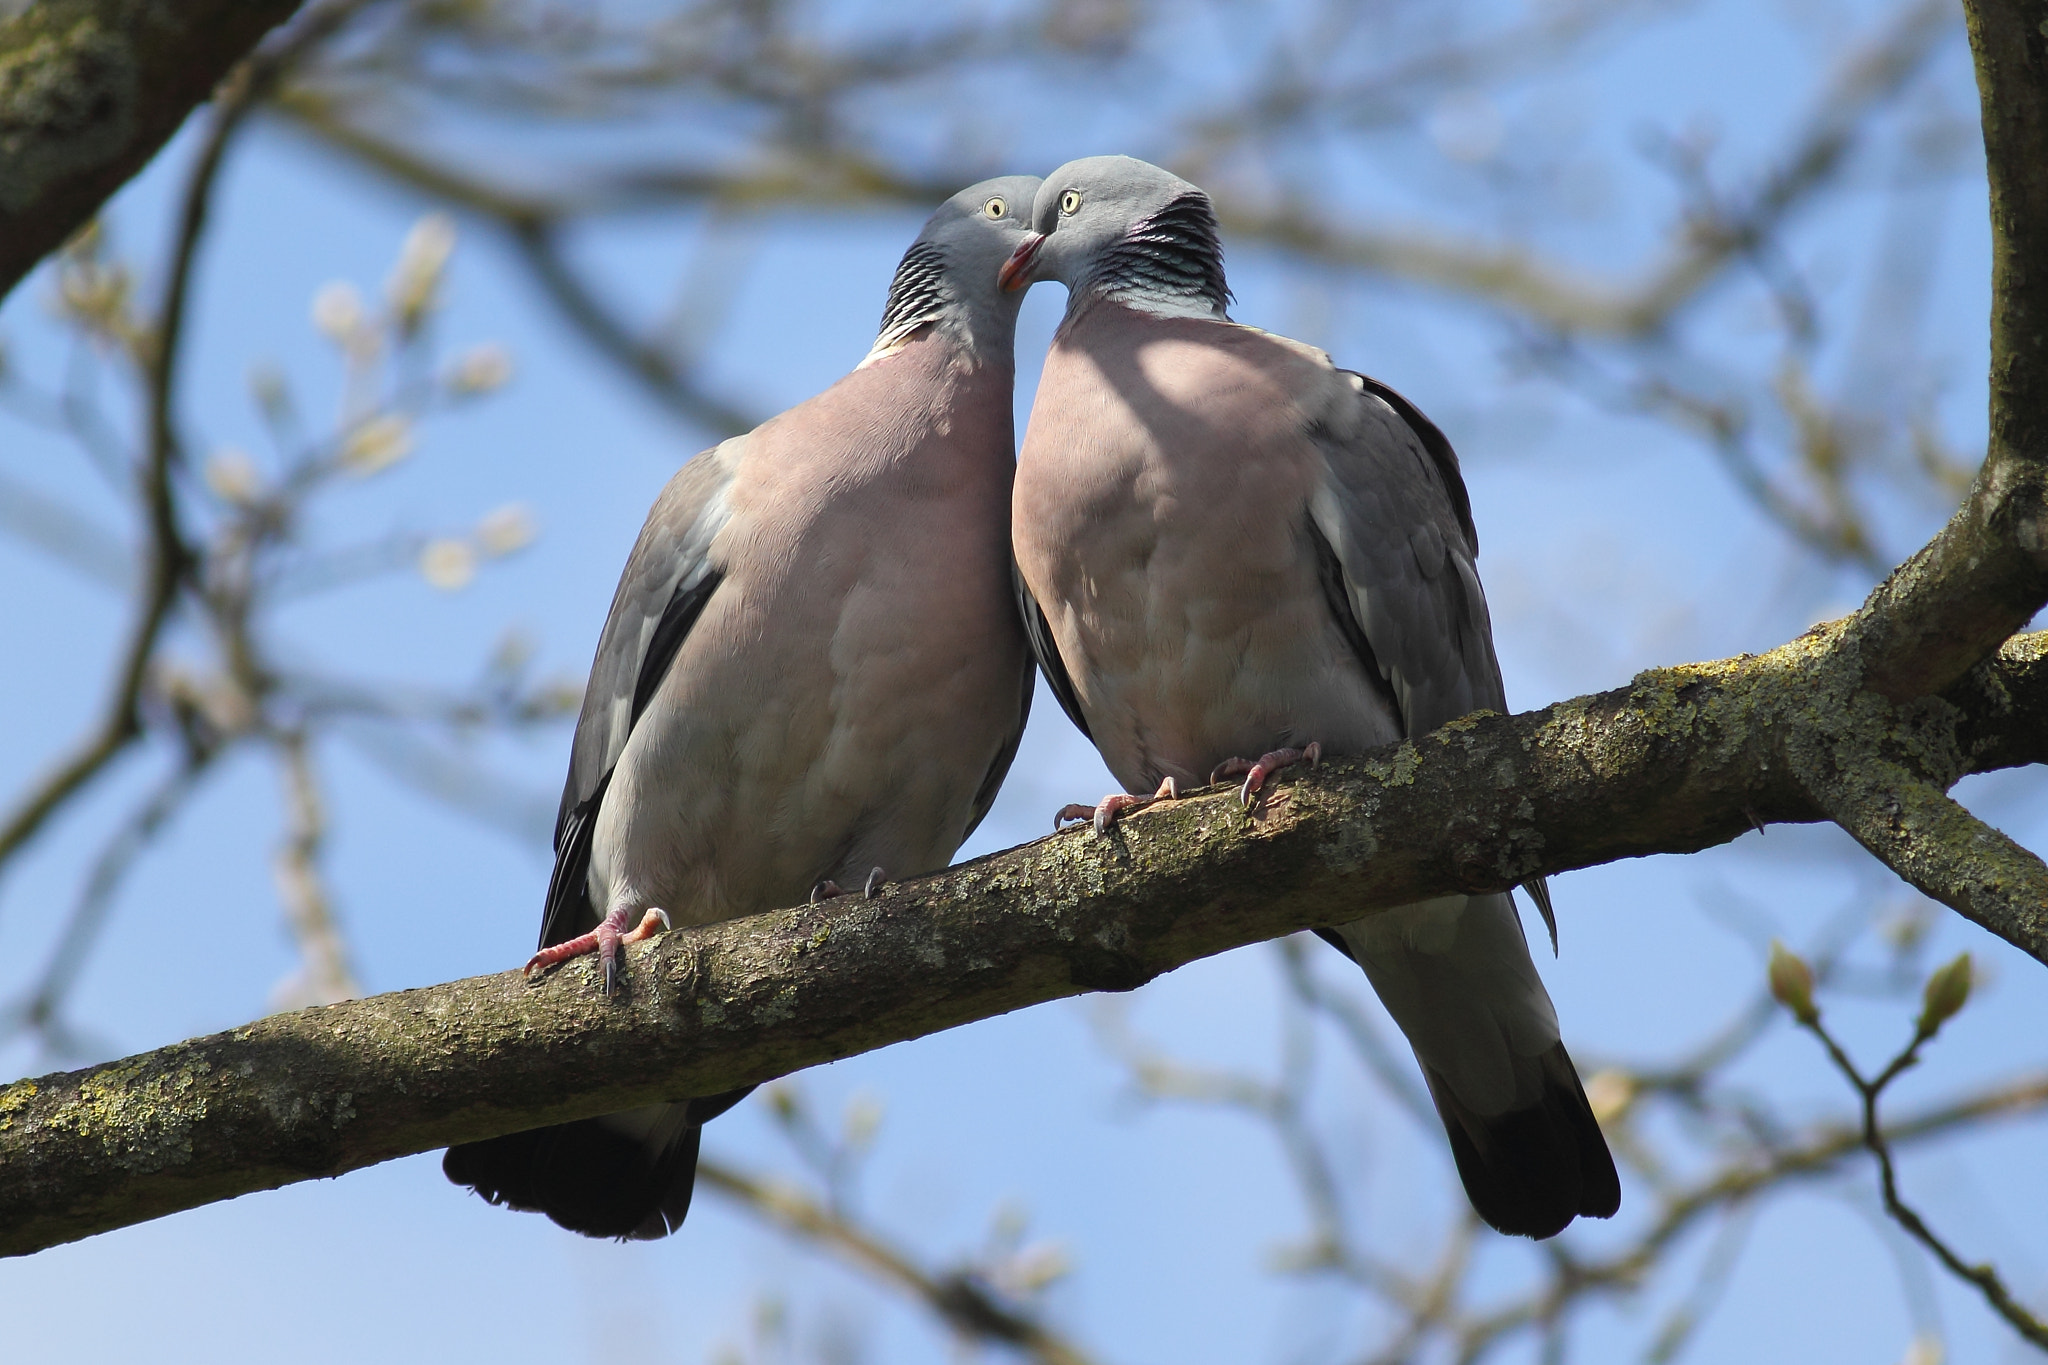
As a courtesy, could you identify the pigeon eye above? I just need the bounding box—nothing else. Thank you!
[983,197,1007,219]
[1059,189,1083,215]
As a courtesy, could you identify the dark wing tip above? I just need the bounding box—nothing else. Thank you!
[443,1106,705,1241]
[1014,559,1092,741]
[1311,926,1357,962]
[1520,877,1559,956]
[1424,1041,1619,1239]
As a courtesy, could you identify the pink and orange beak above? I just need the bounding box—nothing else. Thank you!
[998,233,1045,292]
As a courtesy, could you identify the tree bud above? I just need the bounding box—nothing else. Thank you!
[1767,940,1818,1025]
[1916,952,1972,1039]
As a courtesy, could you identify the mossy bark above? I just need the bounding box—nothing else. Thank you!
[0,0,306,299]
[1842,0,2048,699]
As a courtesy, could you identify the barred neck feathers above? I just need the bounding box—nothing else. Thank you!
[873,240,949,348]
[862,240,1005,368]
[1079,193,1232,322]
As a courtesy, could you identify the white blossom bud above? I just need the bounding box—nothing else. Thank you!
[340,414,414,474]
[475,503,536,557]
[446,343,513,395]
[419,538,476,590]
[388,214,457,337]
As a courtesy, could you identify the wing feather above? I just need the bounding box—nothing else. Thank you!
[1304,369,1555,945]
[539,442,739,947]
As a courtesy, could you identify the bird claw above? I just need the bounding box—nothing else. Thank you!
[1053,803,1097,831]
[1054,776,1178,835]
[1208,757,1252,785]
[812,871,887,904]
[1219,741,1321,805]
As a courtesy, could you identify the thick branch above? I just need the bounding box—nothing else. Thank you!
[1813,749,2048,962]
[0,0,308,301]
[3,630,2045,1258]
[1843,0,2048,699]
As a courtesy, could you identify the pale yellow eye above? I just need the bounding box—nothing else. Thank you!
[1059,189,1082,215]
[983,197,1007,219]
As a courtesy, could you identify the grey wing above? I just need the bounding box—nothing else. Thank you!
[1305,371,1557,948]
[1305,370,1504,733]
[538,442,739,950]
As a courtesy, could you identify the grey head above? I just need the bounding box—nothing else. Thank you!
[997,155,1232,322]
[867,174,1043,364]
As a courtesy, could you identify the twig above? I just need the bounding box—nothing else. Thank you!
[0,0,371,900]
[1448,1072,2048,1360]
[1278,935,1436,1127]
[1799,1012,2048,1349]
[3,754,217,1054]
[507,220,759,438]
[269,730,361,1008]
[695,1158,1102,1365]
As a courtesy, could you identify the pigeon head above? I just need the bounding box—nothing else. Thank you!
[869,175,1043,363]
[997,155,1231,322]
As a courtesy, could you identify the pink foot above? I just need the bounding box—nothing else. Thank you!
[524,906,672,996]
[1210,741,1322,805]
[1055,776,1179,835]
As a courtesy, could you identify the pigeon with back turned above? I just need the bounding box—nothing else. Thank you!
[1001,155,1618,1239]
[443,175,1043,1240]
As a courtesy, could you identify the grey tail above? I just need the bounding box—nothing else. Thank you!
[443,1089,751,1241]
[1422,1042,1619,1240]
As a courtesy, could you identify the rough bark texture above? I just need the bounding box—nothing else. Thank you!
[1839,0,2048,700]
[0,0,307,300]
[3,631,2046,1259]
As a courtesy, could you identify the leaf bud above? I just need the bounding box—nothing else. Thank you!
[1916,952,1972,1040]
[1767,940,1818,1025]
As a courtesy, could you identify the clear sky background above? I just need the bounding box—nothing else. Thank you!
[1,0,2043,1361]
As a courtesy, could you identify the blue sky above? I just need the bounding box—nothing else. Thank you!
[0,1,2042,1361]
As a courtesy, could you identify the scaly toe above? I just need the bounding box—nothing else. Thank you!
[1093,792,1146,835]
[1054,803,1096,831]
[1238,743,1324,805]
[622,908,671,944]
[1210,757,1253,785]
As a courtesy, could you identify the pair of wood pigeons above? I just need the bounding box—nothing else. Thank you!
[443,157,1621,1244]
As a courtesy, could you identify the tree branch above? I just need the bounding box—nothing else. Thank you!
[1811,748,2048,963]
[3,630,2046,1259]
[1450,1071,2048,1358]
[0,0,309,301]
[507,219,759,439]
[1841,0,2048,701]
[1793,984,2048,1348]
